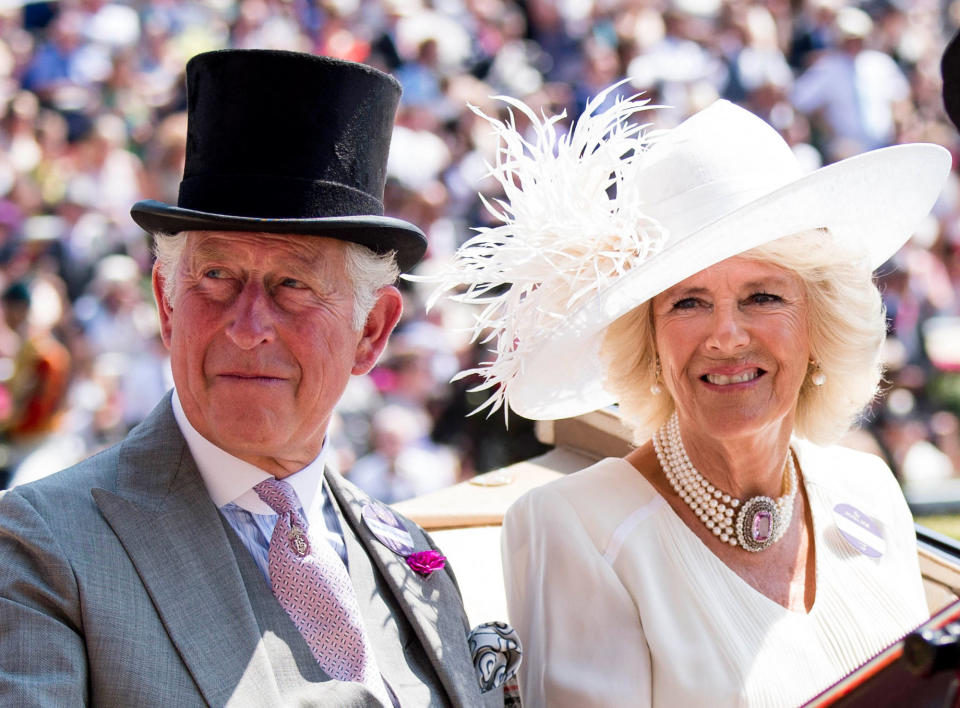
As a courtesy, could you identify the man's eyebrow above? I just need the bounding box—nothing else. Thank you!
[188,242,330,284]
[189,241,232,263]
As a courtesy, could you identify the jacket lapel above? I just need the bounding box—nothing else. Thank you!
[91,397,281,706]
[327,470,481,708]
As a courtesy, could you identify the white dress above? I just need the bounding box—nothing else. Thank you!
[501,439,929,707]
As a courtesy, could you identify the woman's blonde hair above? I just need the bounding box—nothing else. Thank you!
[600,229,886,445]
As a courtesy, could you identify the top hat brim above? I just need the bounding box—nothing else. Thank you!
[131,199,427,274]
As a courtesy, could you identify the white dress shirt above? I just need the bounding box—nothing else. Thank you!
[170,391,348,584]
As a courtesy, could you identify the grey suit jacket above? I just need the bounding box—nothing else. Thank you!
[0,394,500,707]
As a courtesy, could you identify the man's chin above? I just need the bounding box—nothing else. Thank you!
[203,412,290,454]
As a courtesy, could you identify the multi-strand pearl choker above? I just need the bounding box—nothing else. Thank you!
[652,412,797,553]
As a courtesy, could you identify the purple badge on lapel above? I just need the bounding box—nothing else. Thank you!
[361,500,415,556]
[833,503,885,558]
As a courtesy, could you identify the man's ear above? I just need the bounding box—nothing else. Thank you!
[152,261,174,349]
[352,285,403,375]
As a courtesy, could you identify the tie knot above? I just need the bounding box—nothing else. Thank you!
[253,478,300,515]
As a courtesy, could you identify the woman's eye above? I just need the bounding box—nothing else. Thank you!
[204,268,225,279]
[749,292,783,305]
[279,277,306,289]
[671,297,700,310]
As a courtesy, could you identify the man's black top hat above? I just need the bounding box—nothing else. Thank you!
[131,49,427,272]
[943,31,960,135]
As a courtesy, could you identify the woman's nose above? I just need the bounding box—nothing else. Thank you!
[705,303,749,352]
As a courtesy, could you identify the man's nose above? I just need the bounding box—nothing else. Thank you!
[225,283,276,349]
[705,303,749,352]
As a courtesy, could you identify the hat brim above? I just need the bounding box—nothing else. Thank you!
[506,142,950,420]
[131,199,428,273]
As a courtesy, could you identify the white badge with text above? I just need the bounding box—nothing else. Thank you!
[833,503,885,558]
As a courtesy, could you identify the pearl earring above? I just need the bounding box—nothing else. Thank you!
[810,361,826,386]
[650,357,663,395]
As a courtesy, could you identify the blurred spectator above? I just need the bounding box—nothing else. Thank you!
[791,6,911,160]
[626,7,727,118]
[0,280,70,485]
[348,403,458,503]
[0,0,956,500]
[788,0,839,70]
[21,10,90,102]
[74,253,154,358]
[719,4,794,119]
[64,112,146,239]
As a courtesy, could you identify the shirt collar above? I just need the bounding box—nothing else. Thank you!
[171,389,328,517]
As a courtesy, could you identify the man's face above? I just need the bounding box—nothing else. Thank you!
[154,230,401,476]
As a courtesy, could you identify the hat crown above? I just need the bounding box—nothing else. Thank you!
[129,49,428,272]
[635,100,803,247]
[178,49,401,219]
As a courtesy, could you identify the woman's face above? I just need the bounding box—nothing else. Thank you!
[651,256,811,442]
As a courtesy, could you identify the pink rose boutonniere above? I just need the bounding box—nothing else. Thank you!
[361,500,448,579]
[406,550,446,577]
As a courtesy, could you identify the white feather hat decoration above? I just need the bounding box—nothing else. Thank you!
[426,92,950,421]
[423,84,665,417]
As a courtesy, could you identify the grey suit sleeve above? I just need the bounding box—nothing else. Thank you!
[0,489,88,706]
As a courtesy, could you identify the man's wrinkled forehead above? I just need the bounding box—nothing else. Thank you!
[184,229,346,264]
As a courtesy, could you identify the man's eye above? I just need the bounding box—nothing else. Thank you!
[280,278,306,289]
[204,268,225,279]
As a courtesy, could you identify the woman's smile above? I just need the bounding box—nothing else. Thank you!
[701,367,765,386]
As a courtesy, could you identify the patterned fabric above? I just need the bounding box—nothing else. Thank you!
[254,478,388,705]
[467,621,522,692]
[220,482,348,585]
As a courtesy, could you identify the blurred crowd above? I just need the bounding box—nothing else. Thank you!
[1,0,960,505]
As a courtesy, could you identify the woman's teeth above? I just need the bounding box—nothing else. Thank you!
[705,369,759,385]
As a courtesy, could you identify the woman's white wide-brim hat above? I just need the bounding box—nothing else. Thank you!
[438,98,951,421]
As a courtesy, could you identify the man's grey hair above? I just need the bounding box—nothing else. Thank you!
[152,231,400,330]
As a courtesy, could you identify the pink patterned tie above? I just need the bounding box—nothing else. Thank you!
[253,478,389,705]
